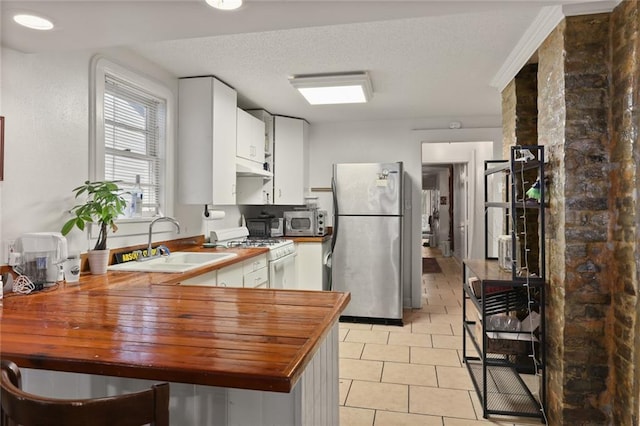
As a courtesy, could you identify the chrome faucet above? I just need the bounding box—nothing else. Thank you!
[138,216,181,261]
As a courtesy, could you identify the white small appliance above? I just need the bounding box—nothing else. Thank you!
[498,235,520,271]
[14,232,68,283]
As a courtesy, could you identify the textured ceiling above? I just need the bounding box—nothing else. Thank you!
[131,10,540,123]
[0,1,614,124]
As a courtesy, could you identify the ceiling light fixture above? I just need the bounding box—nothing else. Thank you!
[13,14,54,30]
[205,0,243,10]
[289,72,373,105]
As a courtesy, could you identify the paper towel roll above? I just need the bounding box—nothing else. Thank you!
[203,210,225,220]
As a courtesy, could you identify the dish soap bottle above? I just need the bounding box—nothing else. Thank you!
[130,175,143,217]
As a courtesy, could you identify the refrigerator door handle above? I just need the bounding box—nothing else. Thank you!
[331,176,339,253]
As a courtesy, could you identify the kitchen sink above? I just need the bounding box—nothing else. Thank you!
[162,252,235,264]
[107,252,238,273]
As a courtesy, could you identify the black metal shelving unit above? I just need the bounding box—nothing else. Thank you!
[463,146,546,421]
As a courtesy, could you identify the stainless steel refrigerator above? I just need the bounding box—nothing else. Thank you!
[331,162,404,325]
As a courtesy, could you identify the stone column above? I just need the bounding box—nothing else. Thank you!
[610,1,640,423]
[501,3,640,424]
[539,13,613,425]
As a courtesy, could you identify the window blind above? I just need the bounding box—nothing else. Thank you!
[104,74,165,216]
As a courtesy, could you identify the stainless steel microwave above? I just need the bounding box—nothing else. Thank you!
[284,210,327,237]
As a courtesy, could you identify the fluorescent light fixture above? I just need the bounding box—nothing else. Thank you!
[205,0,243,10]
[13,14,54,30]
[289,72,373,105]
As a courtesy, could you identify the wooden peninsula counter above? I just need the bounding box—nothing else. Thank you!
[0,250,349,426]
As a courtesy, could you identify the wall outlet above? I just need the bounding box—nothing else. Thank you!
[4,240,16,265]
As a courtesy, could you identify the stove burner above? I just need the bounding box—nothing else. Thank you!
[226,238,287,248]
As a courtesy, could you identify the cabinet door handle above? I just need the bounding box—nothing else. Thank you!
[219,282,227,287]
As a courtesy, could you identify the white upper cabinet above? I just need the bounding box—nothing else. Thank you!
[273,115,309,205]
[178,77,237,205]
[236,108,265,165]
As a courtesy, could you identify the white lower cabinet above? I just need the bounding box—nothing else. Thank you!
[245,268,268,288]
[243,254,268,288]
[217,262,244,287]
[295,240,331,291]
[180,270,217,286]
[180,254,268,288]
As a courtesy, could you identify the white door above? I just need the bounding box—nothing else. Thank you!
[453,163,469,259]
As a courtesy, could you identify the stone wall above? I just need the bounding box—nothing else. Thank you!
[515,64,539,147]
[501,64,538,154]
[561,14,611,425]
[500,65,541,275]
[537,19,569,425]
[502,3,640,424]
[502,79,517,155]
[609,1,640,423]
[515,64,541,276]
[523,5,640,424]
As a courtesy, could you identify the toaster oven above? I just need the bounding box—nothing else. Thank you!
[246,218,283,238]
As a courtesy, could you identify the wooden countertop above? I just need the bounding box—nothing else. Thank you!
[286,234,331,244]
[0,246,350,393]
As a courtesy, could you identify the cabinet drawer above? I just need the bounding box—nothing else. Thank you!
[180,270,217,286]
[243,254,267,273]
[244,267,268,288]
[217,262,244,287]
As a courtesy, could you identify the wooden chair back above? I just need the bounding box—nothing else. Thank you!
[1,360,169,426]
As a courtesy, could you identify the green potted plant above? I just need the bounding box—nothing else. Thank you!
[61,180,128,274]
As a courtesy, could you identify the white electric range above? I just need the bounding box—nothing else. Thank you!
[210,227,297,289]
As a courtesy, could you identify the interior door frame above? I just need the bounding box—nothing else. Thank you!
[0,116,4,181]
[448,164,454,252]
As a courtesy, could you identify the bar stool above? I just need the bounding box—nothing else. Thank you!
[1,360,169,426]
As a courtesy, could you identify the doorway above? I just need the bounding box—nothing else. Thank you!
[421,140,493,261]
[421,163,468,260]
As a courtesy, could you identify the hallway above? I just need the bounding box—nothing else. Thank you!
[338,248,542,426]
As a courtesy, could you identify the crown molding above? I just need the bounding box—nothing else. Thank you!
[563,0,622,17]
[490,5,564,92]
[491,1,621,92]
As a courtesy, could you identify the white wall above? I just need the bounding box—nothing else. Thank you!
[0,46,234,259]
[308,121,501,310]
[419,132,502,261]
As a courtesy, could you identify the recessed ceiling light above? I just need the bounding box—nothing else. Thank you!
[13,14,54,30]
[289,72,373,105]
[205,0,243,10]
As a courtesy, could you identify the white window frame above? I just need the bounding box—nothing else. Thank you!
[90,55,175,237]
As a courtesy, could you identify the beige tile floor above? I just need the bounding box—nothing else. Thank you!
[338,247,546,426]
